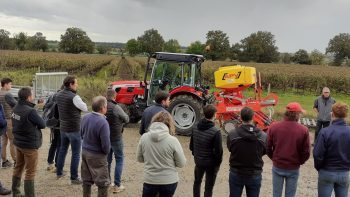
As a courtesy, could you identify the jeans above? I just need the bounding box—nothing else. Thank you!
[47,128,61,167]
[315,121,330,143]
[193,165,220,197]
[318,170,350,197]
[56,131,81,180]
[272,166,299,197]
[107,139,124,187]
[142,182,178,197]
[229,171,262,197]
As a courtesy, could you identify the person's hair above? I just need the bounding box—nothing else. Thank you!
[92,96,107,112]
[63,76,77,88]
[322,87,330,93]
[284,111,301,121]
[106,89,116,100]
[332,102,348,119]
[241,107,254,122]
[203,104,217,119]
[18,87,32,101]
[151,111,175,135]
[1,78,12,87]
[155,91,170,104]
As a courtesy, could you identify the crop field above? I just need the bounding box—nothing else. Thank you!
[0,50,350,196]
[0,50,349,120]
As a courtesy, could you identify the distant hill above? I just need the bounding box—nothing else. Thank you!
[47,40,126,48]
[94,42,125,48]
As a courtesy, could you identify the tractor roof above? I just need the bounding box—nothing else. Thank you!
[152,52,205,63]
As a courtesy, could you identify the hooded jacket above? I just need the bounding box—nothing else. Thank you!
[190,118,223,167]
[227,124,267,176]
[137,122,187,185]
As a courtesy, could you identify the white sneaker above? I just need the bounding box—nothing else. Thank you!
[112,185,125,193]
[47,164,54,171]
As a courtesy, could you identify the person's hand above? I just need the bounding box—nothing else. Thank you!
[37,98,44,104]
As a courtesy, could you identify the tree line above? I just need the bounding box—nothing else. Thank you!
[1,27,350,66]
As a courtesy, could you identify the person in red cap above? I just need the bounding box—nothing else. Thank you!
[267,102,311,197]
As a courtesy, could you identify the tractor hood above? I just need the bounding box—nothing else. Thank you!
[110,80,145,88]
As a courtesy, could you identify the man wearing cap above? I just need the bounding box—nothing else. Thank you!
[313,87,336,143]
[267,102,311,197]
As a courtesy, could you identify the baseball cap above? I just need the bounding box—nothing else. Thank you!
[286,102,305,113]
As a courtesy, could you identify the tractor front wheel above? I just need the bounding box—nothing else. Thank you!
[168,95,203,136]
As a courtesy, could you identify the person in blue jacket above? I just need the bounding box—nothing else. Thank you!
[314,102,350,197]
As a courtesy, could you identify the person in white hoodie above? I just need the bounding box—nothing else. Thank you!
[137,111,187,197]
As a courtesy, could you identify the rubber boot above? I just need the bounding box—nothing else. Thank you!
[97,186,108,197]
[24,180,35,197]
[11,176,24,197]
[82,184,91,197]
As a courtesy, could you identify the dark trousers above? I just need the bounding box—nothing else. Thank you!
[193,165,220,197]
[81,150,110,187]
[142,182,178,197]
[315,121,330,142]
[47,128,60,166]
[229,171,262,197]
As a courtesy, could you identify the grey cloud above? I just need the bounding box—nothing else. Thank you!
[0,0,350,52]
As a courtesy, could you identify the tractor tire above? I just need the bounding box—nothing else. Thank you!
[118,103,141,124]
[168,95,203,136]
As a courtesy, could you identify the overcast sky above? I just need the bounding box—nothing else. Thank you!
[1,0,349,52]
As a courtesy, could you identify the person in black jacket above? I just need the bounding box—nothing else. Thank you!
[227,107,267,197]
[55,76,87,184]
[105,89,129,193]
[43,89,61,172]
[139,91,170,135]
[11,87,46,197]
[190,104,223,197]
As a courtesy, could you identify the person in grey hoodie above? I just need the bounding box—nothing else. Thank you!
[137,111,187,197]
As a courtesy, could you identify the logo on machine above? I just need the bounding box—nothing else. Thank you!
[222,71,242,80]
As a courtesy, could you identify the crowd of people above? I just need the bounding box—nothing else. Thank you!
[0,75,349,197]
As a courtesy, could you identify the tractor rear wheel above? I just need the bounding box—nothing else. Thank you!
[168,95,203,136]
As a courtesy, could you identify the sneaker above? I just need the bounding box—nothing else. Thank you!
[112,185,125,193]
[2,160,13,168]
[56,174,66,180]
[47,164,54,171]
[71,177,82,185]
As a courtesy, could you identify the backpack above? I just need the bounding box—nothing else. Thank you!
[0,104,7,135]
[42,95,59,128]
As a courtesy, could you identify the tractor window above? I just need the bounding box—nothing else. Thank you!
[183,63,194,86]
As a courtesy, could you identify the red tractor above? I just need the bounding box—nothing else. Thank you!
[109,52,278,135]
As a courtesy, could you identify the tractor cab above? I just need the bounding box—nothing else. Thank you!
[146,52,205,106]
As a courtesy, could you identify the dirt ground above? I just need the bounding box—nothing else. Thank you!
[0,124,320,197]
